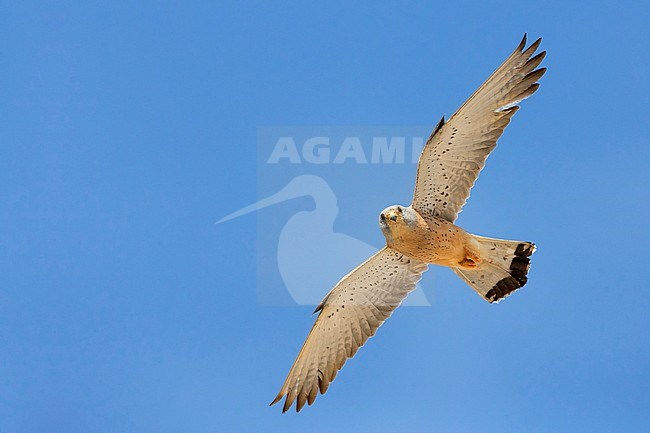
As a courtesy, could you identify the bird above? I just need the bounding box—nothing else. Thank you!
[217,174,432,306]
[270,34,546,413]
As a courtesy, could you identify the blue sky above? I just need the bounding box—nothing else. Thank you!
[1,1,649,432]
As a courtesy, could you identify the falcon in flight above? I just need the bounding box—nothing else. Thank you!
[271,35,546,412]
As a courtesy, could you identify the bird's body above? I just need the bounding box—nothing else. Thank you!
[268,34,547,412]
[380,205,480,268]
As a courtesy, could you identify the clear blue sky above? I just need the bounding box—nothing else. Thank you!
[1,1,649,432]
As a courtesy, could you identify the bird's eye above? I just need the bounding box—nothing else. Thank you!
[397,206,402,213]
[380,214,386,222]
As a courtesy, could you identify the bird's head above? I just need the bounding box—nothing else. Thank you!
[379,205,419,238]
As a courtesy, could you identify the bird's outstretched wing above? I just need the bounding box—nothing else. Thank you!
[412,34,546,222]
[270,247,428,412]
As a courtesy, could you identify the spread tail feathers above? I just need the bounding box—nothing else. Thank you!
[453,236,536,303]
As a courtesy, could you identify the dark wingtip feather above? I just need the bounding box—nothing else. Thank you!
[282,396,292,413]
[517,33,527,51]
[270,393,283,406]
[307,386,317,405]
[525,67,547,82]
[518,83,540,100]
[523,37,543,57]
[525,50,547,68]
[296,393,307,412]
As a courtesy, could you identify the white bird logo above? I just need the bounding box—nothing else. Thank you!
[218,174,431,306]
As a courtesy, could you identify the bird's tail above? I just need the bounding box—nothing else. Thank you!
[453,236,536,303]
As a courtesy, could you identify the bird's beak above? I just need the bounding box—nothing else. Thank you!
[216,182,303,224]
[387,210,398,222]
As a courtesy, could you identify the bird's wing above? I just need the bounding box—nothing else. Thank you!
[412,35,546,222]
[270,247,428,412]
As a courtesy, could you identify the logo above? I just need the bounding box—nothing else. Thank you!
[218,127,435,306]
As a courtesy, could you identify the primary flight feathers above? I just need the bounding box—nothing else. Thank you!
[413,35,545,222]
